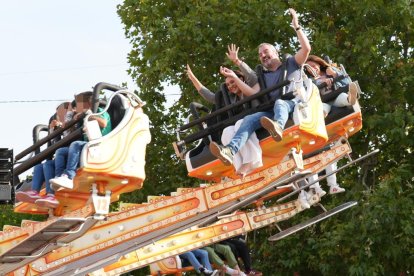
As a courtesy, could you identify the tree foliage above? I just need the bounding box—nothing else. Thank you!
[2,1,412,275]
[117,0,414,275]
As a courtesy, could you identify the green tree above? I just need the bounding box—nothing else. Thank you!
[116,1,414,275]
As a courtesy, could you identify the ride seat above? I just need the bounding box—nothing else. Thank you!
[73,94,151,200]
[185,80,328,181]
[106,94,127,129]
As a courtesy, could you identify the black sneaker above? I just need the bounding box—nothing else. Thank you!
[209,142,234,166]
[260,116,283,142]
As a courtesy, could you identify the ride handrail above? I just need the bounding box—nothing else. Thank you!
[13,128,83,178]
[182,101,276,145]
[85,89,145,124]
[91,82,125,113]
[14,117,84,162]
[178,79,291,132]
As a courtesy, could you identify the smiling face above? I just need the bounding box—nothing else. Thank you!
[306,60,321,76]
[258,44,279,69]
[225,77,240,94]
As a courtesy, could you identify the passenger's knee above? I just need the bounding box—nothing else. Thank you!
[275,99,285,106]
[222,245,232,255]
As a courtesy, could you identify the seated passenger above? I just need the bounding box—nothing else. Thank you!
[204,244,246,275]
[179,249,218,275]
[15,102,71,208]
[62,100,77,137]
[305,55,353,195]
[220,237,262,276]
[186,64,262,176]
[50,92,112,190]
[305,55,358,115]
[209,8,311,166]
[15,160,57,208]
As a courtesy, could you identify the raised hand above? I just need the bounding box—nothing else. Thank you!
[289,8,299,29]
[220,66,237,78]
[186,64,195,80]
[186,64,203,92]
[226,44,241,65]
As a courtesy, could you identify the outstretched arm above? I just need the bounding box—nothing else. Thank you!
[226,44,258,87]
[186,64,204,91]
[290,8,311,66]
[220,66,260,97]
[186,64,215,104]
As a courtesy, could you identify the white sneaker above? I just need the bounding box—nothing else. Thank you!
[224,265,236,275]
[224,265,246,276]
[312,185,327,197]
[298,190,310,209]
[50,174,74,190]
[329,184,345,194]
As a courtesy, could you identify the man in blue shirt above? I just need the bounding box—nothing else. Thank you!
[210,8,311,166]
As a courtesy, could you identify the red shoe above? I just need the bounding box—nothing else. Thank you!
[15,190,42,203]
[35,194,60,209]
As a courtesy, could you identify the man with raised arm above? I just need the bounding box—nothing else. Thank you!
[209,8,311,166]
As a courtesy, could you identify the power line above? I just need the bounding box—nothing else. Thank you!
[0,64,126,77]
[0,94,182,104]
[0,99,70,104]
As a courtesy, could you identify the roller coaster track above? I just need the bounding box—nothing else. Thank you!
[0,140,355,275]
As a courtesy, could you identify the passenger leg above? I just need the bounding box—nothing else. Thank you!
[260,99,295,141]
[43,160,56,195]
[228,111,272,153]
[192,249,213,271]
[15,163,44,203]
[234,119,263,176]
[322,103,331,117]
[50,141,87,190]
[221,125,243,169]
[35,160,59,209]
[273,99,296,129]
[308,174,326,197]
[180,251,203,273]
[204,246,224,267]
[31,163,45,193]
[64,141,87,179]
[210,111,271,166]
[326,162,345,194]
[332,82,357,107]
[226,239,261,275]
[54,147,69,177]
[214,243,238,268]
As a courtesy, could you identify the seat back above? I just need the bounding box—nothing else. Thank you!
[107,94,127,129]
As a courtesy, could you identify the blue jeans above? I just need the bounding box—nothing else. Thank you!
[65,141,87,179]
[180,249,212,272]
[32,160,56,194]
[54,147,69,177]
[227,99,296,154]
[31,163,44,193]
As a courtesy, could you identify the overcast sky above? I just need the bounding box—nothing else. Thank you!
[0,1,179,178]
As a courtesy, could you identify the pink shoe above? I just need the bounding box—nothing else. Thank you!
[35,194,60,209]
[15,190,42,203]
